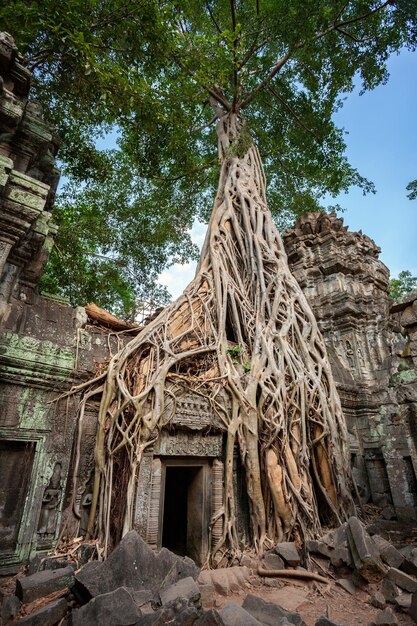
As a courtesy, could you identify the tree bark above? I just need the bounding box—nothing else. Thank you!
[84,110,354,560]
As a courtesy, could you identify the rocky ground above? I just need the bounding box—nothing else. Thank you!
[2,512,417,626]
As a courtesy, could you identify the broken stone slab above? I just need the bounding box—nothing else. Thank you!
[138,597,200,626]
[400,557,417,578]
[14,598,68,626]
[370,591,386,609]
[220,601,265,626]
[387,567,417,593]
[159,577,201,608]
[242,593,306,626]
[1,593,22,622]
[72,587,141,626]
[329,546,352,569]
[318,524,347,550]
[336,578,356,595]
[194,608,225,626]
[132,589,153,608]
[16,566,75,603]
[315,618,345,626]
[409,590,417,624]
[199,583,215,607]
[306,540,332,559]
[372,536,404,569]
[394,592,412,611]
[273,542,300,567]
[374,607,398,626]
[263,553,285,570]
[381,579,400,603]
[346,516,387,583]
[210,570,230,597]
[73,531,199,603]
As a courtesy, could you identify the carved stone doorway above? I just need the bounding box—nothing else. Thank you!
[160,459,209,565]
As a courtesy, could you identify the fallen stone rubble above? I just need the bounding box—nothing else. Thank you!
[305,515,417,624]
[2,520,417,625]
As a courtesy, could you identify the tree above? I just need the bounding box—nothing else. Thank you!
[9,1,415,557]
[4,0,414,308]
[390,270,417,300]
[407,179,417,200]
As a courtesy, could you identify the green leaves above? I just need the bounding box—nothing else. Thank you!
[3,0,416,313]
[389,270,417,301]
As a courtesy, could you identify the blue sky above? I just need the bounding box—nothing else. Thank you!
[160,48,417,299]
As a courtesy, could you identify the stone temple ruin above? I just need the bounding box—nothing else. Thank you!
[1,32,417,575]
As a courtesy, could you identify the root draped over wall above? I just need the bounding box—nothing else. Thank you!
[81,110,354,561]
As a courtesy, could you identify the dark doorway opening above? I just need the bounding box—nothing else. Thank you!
[161,464,205,563]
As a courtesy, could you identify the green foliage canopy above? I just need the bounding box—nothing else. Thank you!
[390,270,417,301]
[2,0,416,311]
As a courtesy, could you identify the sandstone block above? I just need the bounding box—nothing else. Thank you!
[16,566,74,603]
[242,593,305,626]
[387,568,417,593]
[73,531,199,603]
[72,587,140,626]
[346,517,386,582]
[160,577,201,607]
[409,590,417,624]
[371,591,386,609]
[274,542,300,567]
[263,553,285,570]
[14,598,67,626]
[220,601,264,626]
[381,578,400,603]
[194,608,225,626]
[372,536,404,569]
[315,618,344,626]
[374,607,398,626]
[394,593,412,611]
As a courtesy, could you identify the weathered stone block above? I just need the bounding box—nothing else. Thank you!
[346,517,386,582]
[394,593,411,611]
[72,587,141,626]
[330,546,351,568]
[374,607,398,625]
[372,535,404,569]
[220,601,264,626]
[387,568,417,593]
[306,540,332,558]
[73,531,199,603]
[16,566,74,603]
[381,578,400,603]
[194,608,225,626]
[371,591,386,609]
[315,618,344,626]
[409,590,417,624]
[160,577,201,607]
[263,553,285,570]
[1,593,21,622]
[242,593,305,626]
[14,598,67,626]
[274,542,300,567]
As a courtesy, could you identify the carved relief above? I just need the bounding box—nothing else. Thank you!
[146,458,162,547]
[155,431,223,457]
[37,462,62,543]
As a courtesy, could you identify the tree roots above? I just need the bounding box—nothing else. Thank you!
[81,110,354,561]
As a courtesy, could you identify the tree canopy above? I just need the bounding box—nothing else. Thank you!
[390,270,417,301]
[2,0,416,312]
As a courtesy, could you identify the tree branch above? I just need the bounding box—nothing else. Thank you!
[241,0,391,109]
[267,85,322,143]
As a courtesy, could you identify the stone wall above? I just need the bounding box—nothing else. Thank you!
[0,33,124,572]
[284,212,417,521]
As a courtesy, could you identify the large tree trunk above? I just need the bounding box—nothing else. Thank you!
[85,110,354,560]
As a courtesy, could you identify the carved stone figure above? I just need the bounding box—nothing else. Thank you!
[37,462,62,538]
